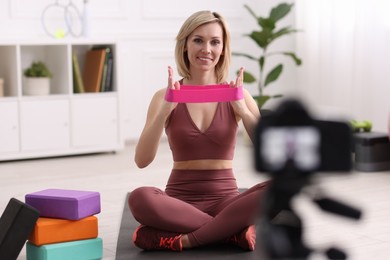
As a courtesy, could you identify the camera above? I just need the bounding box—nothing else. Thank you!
[254,99,361,259]
[255,99,352,174]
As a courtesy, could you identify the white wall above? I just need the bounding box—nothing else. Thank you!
[0,0,298,141]
[295,0,390,132]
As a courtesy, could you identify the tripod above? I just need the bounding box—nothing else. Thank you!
[254,99,362,259]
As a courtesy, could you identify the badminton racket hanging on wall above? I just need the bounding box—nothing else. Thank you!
[41,0,89,38]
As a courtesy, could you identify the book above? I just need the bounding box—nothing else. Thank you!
[92,45,114,92]
[100,55,108,92]
[72,52,84,93]
[100,47,111,92]
[104,51,114,91]
[83,48,106,92]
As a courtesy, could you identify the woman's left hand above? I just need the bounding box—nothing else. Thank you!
[229,67,249,117]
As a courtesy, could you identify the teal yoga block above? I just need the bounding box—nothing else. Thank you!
[26,238,103,260]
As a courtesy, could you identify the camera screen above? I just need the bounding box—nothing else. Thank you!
[260,126,321,172]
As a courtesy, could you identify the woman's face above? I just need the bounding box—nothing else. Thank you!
[185,22,224,73]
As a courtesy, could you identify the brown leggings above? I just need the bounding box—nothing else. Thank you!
[128,169,268,247]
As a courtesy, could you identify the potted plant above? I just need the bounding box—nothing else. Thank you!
[233,3,302,109]
[23,61,53,96]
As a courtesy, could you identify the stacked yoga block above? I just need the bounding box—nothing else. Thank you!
[25,189,103,260]
[0,198,40,260]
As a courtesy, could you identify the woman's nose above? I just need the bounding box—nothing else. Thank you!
[201,46,211,54]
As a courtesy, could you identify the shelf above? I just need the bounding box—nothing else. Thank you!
[0,45,18,97]
[0,40,123,161]
[21,45,70,96]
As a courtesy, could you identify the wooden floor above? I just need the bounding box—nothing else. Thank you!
[1,135,389,260]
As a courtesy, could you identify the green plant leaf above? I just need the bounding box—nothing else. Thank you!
[259,56,265,71]
[244,4,259,22]
[231,52,258,61]
[242,71,257,83]
[282,52,302,65]
[243,4,276,35]
[257,94,283,107]
[238,3,301,108]
[249,30,272,48]
[270,27,299,43]
[270,3,293,23]
[264,64,283,87]
[254,95,271,108]
[258,17,275,30]
[23,61,53,78]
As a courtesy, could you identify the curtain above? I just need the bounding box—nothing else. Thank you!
[295,0,390,131]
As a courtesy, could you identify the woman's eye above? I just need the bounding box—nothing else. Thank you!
[211,40,221,46]
[193,38,202,43]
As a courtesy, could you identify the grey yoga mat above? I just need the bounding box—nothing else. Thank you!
[115,191,264,260]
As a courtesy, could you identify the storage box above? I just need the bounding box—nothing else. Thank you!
[29,216,98,246]
[354,132,390,172]
[0,198,40,260]
[25,189,100,220]
[26,238,103,260]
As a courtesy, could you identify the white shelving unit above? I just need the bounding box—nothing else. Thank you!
[0,40,123,161]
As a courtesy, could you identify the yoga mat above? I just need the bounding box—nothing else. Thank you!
[165,85,244,103]
[115,191,264,259]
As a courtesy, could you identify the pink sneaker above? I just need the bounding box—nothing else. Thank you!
[132,225,183,252]
[227,225,256,251]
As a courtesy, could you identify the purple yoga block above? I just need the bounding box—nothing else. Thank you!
[25,189,101,220]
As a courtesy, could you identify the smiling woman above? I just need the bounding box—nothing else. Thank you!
[127,10,268,253]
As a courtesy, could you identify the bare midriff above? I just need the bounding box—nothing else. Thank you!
[173,159,233,170]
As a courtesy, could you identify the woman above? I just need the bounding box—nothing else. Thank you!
[129,10,269,252]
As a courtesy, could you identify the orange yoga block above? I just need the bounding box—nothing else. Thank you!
[28,216,98,246]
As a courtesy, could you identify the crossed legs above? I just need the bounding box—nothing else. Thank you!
[128,181,268,249]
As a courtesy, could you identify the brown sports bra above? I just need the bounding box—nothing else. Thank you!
[165,102,238,161]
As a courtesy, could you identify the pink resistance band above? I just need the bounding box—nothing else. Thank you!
[164,84,244,103]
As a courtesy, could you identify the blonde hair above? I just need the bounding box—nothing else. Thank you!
[175,11,231,83]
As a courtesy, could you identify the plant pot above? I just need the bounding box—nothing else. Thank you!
[23,77,50,96]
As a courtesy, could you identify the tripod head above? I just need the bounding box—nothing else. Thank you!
[254,99,362,259]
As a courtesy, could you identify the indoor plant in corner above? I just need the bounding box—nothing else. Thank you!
[233,3,302,109]
[23,61,53,96]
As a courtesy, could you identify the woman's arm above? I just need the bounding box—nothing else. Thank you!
[134,89,169,168]
[134,66,179,168]
[229,67,261,143]
[239,89,261,143]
